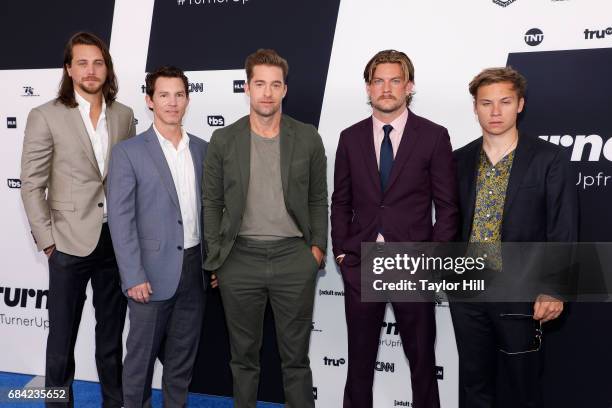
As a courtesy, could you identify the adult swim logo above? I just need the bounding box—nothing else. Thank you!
[493,0,517,7]
[584,27,612,40]
[525,28,544,46]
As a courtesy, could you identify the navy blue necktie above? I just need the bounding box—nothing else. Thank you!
[380,124,394,191]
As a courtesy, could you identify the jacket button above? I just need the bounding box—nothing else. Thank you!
[178,220,183,225]
[177,246,183,250]
[98,203,103,208]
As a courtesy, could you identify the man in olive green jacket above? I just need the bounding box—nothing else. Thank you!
[203,49,327,408]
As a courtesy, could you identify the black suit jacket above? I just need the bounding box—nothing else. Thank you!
[454,134,578,299]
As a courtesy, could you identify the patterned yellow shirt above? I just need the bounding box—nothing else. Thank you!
[469,149,514,270]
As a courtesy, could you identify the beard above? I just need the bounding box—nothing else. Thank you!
[77,78,104,95]
[371,96,405,114]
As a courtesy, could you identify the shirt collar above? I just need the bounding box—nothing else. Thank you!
[153,124,189,151]
[372,107,408,133]
[74,90,106,117]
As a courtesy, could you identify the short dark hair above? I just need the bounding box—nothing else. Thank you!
[363,49,415,106]
[57,32,117,108]
[145,66,189,98]
[245,49,289,83]
[469,67,527,100]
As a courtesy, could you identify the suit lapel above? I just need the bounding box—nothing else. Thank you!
[103,104,120,180]
[144,126,180,210]
[279,116,295,202]
[357,117,382,194]
[503,134,535,217]
[461,138,482,240]
[384,110,421,193]
[66,107,101,177]
[234,117,251,204]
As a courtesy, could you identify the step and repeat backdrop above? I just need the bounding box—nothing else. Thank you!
[1,1,612,407]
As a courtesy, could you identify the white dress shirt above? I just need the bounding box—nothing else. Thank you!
[154,125,200,249]
[75,91,109,221]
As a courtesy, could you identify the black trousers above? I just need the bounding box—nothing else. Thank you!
[45,223,127,408]
[449,302,542,408]
[122,245,205,408]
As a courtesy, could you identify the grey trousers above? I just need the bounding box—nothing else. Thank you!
[122,245,205,408]
[218,237,319,408]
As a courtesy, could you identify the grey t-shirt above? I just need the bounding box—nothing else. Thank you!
[238,131,303,240]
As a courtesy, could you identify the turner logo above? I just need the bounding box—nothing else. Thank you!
[584,27,612,40]
[524,28,544,46]
[375,361,395,373]
[207,116,225,126]
[0,287,48,309]
[233,80,245,93]
[323,356,345,366]
[393,401,412,407]
[7,179,21,189]
[493,0,517,7]
[382,321,399,335]
[539,134,612,161]
[7,117,17,129]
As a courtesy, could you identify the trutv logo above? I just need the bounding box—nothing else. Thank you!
[323,356,345,366]
[0,287,48,309]
[540,134,612,161]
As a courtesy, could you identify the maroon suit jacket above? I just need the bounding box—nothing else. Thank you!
[331,110,459,266]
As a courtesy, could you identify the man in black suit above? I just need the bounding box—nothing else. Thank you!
[451,67,578,408]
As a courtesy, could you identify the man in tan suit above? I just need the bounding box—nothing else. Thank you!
[20,32,135,407]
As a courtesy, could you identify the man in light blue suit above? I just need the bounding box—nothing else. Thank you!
[107,66,208,408]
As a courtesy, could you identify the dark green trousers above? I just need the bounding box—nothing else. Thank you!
[218,237,318,408]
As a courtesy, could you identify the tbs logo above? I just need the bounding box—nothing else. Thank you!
[7,179,21,189]
[233,80,245,93]
[7,117,17,129]
[207,116,225,127]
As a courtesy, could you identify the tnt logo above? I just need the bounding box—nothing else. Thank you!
[233,80,245,93]
[436,366,444,380]
[207,116,225,126]
[323,356,345,366]
[382,321,399,335]
[7,179,21,189]
[375,361,395,373]
[493,0,517,7]
[524,28,544,46]
[7,117,17,129]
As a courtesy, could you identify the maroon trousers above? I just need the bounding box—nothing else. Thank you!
[341,262,440,408]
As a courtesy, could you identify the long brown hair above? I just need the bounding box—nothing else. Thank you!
[56,32,118,107]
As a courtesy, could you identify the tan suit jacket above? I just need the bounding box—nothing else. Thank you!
[20,99,135,257]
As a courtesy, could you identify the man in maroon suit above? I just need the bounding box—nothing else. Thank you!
[331,49,458,408]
